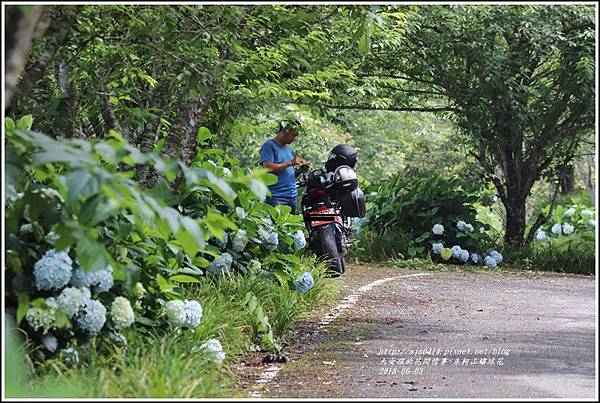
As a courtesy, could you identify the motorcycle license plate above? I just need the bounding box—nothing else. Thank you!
[308,208,341,227]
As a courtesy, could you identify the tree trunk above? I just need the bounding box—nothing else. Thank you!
[161,81,217,191]
[576,155,596,207]
[503,193,527,247]
[56,61,77,138]
[4,5,46,110]
[559,164,575,195]
[11,6,82,113]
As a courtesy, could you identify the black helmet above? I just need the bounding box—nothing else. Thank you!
[325,144,357,172]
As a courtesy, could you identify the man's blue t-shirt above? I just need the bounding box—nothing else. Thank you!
[259,139,298,197]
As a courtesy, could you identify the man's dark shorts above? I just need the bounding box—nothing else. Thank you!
[265,195,297,214]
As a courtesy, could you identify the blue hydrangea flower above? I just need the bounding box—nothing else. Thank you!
[562,223,574,235]
[70,267,90,288]
[431,243,444,255]
[588,220,596,227]
[450,245,462,259]
[470,253,480,264]
[87,265,114,293]
[484,256,497,268]
[464,223,474,232]
[456,221,466,231]
[214,232,229,249]
[76,299,107,335]
[564,207,576,217]
[165,300,187,327]
[57,287,87,318]
[264,231,279,250]
[183,300,203,329]
[551,223,562,235]
[352,217,365,233]
[33,249,73,291]
[432,224,444,235]
[294,272,314,293]
[111,297,135,329]
[459,249,470,263]
[489,250,503,264]
[536,230,548,241]
[208,253,233,275]
[293,230,307,250]
[581,210,594,219]
[199,339,225,365]
[231,229,249,252]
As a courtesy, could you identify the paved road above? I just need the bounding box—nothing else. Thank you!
[249,264,597,399]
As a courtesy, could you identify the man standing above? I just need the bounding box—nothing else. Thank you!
[259,118,305,214]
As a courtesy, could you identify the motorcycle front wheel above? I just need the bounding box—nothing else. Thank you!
[310,223,345,275]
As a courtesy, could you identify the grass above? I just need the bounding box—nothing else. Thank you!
[8,254,339,398]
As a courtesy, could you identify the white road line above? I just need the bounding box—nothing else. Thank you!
[247,272,431,398]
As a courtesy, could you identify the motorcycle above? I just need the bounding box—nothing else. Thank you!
[296,145,366,276]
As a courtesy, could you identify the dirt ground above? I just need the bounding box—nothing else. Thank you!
[230,262,597,399]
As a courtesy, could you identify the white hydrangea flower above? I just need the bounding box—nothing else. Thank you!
[588,220,596,227]
[183,300,203,329]
[111,297,135,329]
[76,299,107,335]
[199,339,225,365]
[564,207,576,217]
[26,307,56,334]
[34,249,73,291]
[536,230,548,241]
[432,224,444,235]
[57,287,87,318]
[551,223,562,235]
[133,282,146,299]
[165,300,187,327]
[19,223,33,233]
[562,222,574,235]
[431,243,444,255]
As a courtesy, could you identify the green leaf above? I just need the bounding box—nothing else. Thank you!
[169,274,201,283]
[65,168,100,206]
[17,115,33,131]
[175,216,205,257]
[156,273,174,293]
[197,126,212,144]
[204,210,237,239]
[5,117,16,131]
[16,293,30,325]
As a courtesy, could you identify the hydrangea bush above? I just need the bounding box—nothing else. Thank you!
[429,219,503,269]
[534,204,595,243]
[5,119,315,364]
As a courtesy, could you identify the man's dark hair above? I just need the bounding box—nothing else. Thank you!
[278,118,301,133]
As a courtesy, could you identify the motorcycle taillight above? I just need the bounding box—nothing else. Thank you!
[309,188,327,198]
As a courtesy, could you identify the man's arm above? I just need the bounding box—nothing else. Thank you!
[262,156,301,174]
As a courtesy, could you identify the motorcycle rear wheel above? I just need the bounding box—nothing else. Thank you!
[310,223,345,275]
